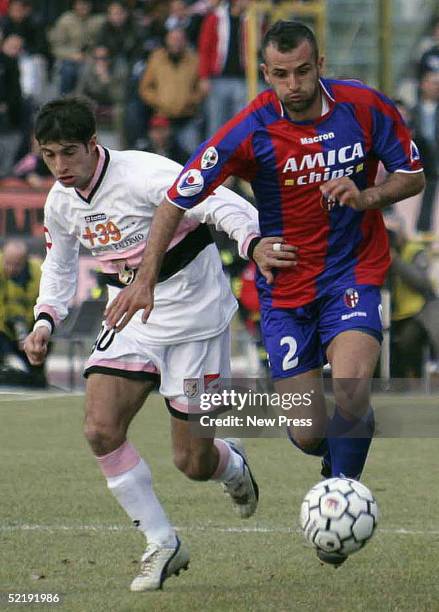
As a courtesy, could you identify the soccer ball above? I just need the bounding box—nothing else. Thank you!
[300,477,379,557]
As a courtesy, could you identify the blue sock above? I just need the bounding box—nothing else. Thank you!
[327,406,375,480]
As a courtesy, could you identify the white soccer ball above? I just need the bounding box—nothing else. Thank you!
[300,477,379,556]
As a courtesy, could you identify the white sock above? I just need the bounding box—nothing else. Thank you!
[107,459,176,547]
[212,439,244,484]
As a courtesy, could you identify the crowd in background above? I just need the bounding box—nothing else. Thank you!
[0,0,252,178]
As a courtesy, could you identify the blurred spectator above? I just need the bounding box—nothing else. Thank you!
[418,17,439,78]
[0,0,49,57]
[138,114,188,164]
[416,17,439,59]
[165,0,190,32]
[184,0,211,46]
[76,44,128,145]
[411,71,439,234]
[0,33,24,179]
[48,0,105,94]
[30,0,70,30]
[138,27,203,155]
[137,0,168,58]
[95,1,142,72]
[0,239,47,387]
[0,0,50,104]
[13,135,52,189]
[386,216,437,378]
[121,0,169,148]
[198,0,249,137]
[123,56,151,148]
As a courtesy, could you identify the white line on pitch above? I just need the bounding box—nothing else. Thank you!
[0,392,83,402]
[1,524,438,536]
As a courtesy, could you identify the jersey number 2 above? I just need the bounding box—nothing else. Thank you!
[280,336,298,370]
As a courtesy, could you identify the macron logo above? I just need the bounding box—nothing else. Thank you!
[300,132,335,145]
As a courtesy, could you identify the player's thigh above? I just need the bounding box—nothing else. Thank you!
[327,330,381,379]
[260,305,323,380]
[85,373,156,433]
[84,318,160,432]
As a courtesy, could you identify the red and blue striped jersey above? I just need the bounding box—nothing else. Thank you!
[166,78,423,308]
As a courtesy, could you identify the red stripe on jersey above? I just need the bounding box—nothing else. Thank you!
[265,121,331,307]
[354,210,390,286]
[351,99,374,158]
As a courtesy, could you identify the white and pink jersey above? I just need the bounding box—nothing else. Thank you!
[36,147,259,345]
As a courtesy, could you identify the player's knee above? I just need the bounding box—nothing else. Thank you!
[83,417,124,455]
[173,448,213,481]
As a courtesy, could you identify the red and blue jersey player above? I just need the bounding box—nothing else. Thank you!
[106,20,425,564]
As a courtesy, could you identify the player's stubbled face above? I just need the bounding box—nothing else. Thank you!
[261,40,323,121]
[39,139,98,190]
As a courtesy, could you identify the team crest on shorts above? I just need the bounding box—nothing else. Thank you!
[177,169,204,196]
[201,146,218,170]
[183,378,200,398]
[344,288,360,308]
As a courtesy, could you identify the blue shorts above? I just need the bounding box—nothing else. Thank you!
[260,284,383,380]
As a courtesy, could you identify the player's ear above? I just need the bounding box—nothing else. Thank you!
[260,63,270,85]
[317,55,325,75]
[88,134,98,151]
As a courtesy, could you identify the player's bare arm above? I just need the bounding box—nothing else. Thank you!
[320,171,425,211]
[24,326,51,365]
[104,199,185,331]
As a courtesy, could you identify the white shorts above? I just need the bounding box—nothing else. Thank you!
[84,320,231,420]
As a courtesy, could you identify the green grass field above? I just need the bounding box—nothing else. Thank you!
[0,392,438,612]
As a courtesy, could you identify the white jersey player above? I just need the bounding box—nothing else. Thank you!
[23,97,285,593]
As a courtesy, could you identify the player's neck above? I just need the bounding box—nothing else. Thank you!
[77,147,101,193]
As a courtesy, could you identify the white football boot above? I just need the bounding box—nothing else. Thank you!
[130,537,190,591]
[222,439,259,519]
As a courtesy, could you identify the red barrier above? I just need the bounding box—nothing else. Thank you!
[0,178,53,236]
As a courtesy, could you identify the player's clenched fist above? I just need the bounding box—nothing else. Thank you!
[24,327,51,365]
[320,177,366,211]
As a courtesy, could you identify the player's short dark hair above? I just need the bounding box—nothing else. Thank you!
[261,20,319,62]
[35,97,96,145]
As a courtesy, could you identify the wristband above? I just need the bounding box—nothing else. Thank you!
[247,237,262,261]
[34,313,54,335]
